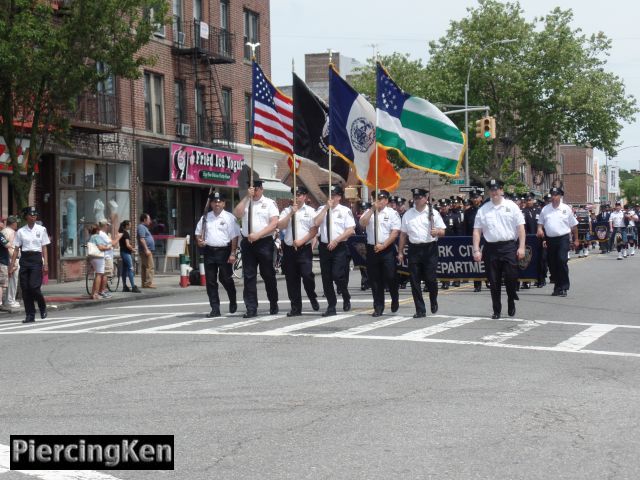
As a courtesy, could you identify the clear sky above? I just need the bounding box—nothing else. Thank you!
[271,0,640,172]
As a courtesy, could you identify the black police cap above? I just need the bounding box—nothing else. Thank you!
[549,187,564,196]
[330,184,344,196]
[208,191,225,201]
[22,206,38,217]
[411,188,428,197]
[486,179,505,189]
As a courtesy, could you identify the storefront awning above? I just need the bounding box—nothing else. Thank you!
[261,179,291,199]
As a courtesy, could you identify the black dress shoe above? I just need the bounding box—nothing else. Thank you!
[391,300,399,313]
[243,311,257,318]
[310,297,320,311]
[22,315,35,324]
[371,309,382,317]
[559,290,567,297]
[537,281,546,288]
[286,310,301,317]
[207,310,221,318]
[229,301,237,314]
[491,313,501,319]
[473,286,481,292]
[40,310,47,320]
[441,283,449,290]
[430,302,438,314]
[322,308,336,317]
[413,312,426,318]
[343,299,351,312]
[521,282,530,289]
[551,290,559,296]
[508,301,516,317]
[270,305,279,315]
[452,281,460,287]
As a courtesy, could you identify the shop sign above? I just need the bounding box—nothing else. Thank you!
[170,142,244,187]
[0,136,30,173]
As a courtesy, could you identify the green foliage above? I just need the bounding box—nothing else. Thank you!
[621,176,640,204]
[349,0,637,184]
[0,0,169,210]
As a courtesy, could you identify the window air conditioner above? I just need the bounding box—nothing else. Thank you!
[179,123,191,136]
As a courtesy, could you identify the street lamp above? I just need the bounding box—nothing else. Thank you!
[464,39,516,186]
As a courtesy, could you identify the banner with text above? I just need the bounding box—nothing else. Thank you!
[170,142,244,187]
[348,235,541,281]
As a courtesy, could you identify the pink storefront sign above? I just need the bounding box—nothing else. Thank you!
[170,142,244,187]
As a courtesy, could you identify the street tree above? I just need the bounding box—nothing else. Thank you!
[621,176,640,205]
[0,0,168,211]
[351,0,637,184]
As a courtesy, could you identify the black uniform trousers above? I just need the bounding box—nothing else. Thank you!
[203,245,236,312]
[282,244,317,312]
[241,237,278,312]
[407,242,438,315]
[318,242,350,309]
[366,244,398,311]
[484,240,518,315]
[537,238,548,284]
[19,251,46,316]
[546,234,571,292]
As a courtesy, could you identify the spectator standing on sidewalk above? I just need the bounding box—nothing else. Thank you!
[9,207,50,323]
[1,216,20,309]
[0,218,9,312]
[88,224,111,300]
[137,213,156,288]
[118,220,140,293]
[98,220,120,298]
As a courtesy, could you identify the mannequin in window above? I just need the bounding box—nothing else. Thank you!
[94,198,106,223]
[109,198,119,237]
[66,196,77,255]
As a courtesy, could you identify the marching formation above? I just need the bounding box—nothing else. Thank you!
[194,178,636,321]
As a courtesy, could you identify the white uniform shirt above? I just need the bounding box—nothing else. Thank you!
[14,224,51,252]
[474,198,525,242]
[364,206,401,245]
[196,210,240,246]
[401,207,446,244]
[279,203,316,246]
[241,195,280,238]
[316,204,356,243]
[538,201,579,237]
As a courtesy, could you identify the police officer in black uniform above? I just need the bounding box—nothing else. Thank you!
[354,200,371,291]
[440,198,464,289]
[9,207,50,323]
[196,192,240,317]
[520,192,538,289]
[463,189,483,292]
[277,185,320,316]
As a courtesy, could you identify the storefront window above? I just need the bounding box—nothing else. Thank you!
[58,157,131,258]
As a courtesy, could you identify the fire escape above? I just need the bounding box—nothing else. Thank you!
[172,18,236,151]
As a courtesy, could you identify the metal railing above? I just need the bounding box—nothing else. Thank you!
[172,19,235,62]
[70,92,119,129]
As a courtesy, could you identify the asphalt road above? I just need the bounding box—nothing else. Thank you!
[1,250,639,479]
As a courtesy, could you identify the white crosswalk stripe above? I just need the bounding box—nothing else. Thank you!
[2,310,640,358]
[0,444,122,479]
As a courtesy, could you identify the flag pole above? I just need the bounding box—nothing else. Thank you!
[327,49,333,242]
[247,43,260,235]
[291,57,297,245]
[374,55,380,246]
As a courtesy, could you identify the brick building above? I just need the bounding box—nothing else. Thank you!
[24,0,290,282]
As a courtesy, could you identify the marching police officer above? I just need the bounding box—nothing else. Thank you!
[196,191,240,318]
[354,200,371,291]
[359,190,401,317]
[233,179,280,318]
[397,188,446,318]
[9,206,50,323]
[277,185,320,316]
[472,179,526,319]
[520,192,538,289]
[314,185,355,317]
[463,189,483,292]
[537,187,579,297]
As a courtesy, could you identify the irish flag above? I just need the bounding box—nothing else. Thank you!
[376,63,466,177]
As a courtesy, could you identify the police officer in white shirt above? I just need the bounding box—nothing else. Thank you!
[537,187,579,296]
[233,179,280,318]
[398,188,446,318]
[359,189,401,317]
[196,191,240,317]
[608,201,628,259]
[9,206,50,323]
[473,179,526,319]
[314,185,356,317]
[277,185,320,317]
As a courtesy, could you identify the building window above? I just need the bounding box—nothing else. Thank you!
[146,6,165,37]
[219,0,230,56]
[172,0,183,42]
[519,163,527,183]
[245,92,252,143]
[58,158,131,258]
[144,72,164,134]
[221,88,232,139]
[194,0,202,20]
[174,80,186,136]
[196,84,206,141]
[95,62,115,124]
[243,9,259,61]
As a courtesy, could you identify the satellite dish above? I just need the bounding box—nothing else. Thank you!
[238,165,260,199]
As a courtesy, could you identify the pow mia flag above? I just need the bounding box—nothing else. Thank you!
[293,73,350,183]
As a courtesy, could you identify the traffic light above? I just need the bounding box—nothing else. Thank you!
[475,116,496,140]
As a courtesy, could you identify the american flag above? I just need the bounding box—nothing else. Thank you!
[252,61,293,156]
